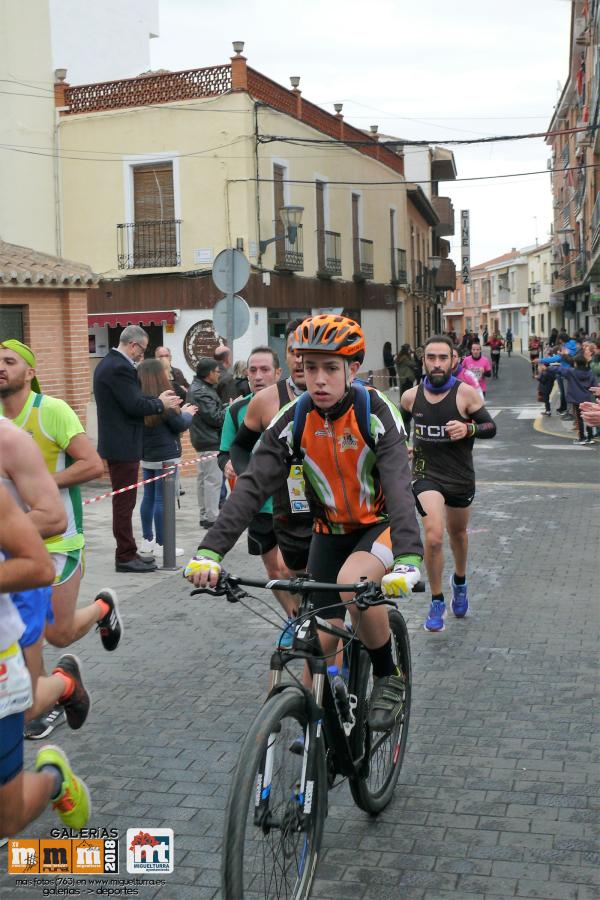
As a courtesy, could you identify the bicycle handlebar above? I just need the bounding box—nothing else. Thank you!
[190,572,425,606]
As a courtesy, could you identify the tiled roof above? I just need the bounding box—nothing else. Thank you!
[471,250,520,270]
[0,239,99,287]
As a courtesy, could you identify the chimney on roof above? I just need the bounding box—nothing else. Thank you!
[290,76,302,118]
[54,68,70,110]
[230,41,248,92]
[370,124,379,136]
[334,103,344,139]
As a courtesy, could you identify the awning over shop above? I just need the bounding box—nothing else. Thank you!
[88,310,176,328]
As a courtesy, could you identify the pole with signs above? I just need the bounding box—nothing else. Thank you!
[461,210,471,285]
[211,249,251,349]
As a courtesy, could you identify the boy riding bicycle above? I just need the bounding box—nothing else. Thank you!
[186,314,423,732]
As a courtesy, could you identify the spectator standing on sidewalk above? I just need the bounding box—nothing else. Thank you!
[557,354,598,445]
[187,358,225,529]
[154,346,189,402]
[214,346,244,404]
[536,363,554,416]
[137,360,197,557]
[383,341,397,388]
[93,326,181,573]
[232,360,251,397]
[395,344,416,395]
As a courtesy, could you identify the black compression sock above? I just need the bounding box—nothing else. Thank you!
[368,638,396,679]
[432,592,445,603]
[453,574,466,586]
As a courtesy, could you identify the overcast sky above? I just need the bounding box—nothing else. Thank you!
[150,0,571,266]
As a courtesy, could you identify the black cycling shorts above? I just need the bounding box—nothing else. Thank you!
[306,521,393,621]
[412,478,475,511]
[247,513,278,557]
[273,521,312,573]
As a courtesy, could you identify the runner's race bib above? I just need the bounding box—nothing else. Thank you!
[0,642,33,720]
[287,464,310,514]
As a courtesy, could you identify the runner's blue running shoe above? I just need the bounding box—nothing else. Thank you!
[424,600,446,632]
[449,575,469,618]
[277,618,294,650]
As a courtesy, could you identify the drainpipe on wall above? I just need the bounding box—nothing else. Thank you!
[254,101,264,268]
[53,71,69,258]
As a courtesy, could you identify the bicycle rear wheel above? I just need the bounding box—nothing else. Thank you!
[349,607,412,814]
[222,689,327,900]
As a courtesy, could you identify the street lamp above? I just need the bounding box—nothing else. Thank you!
[428,255,442,275]
[259,205,304,253]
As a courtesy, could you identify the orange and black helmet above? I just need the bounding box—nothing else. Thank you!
[292,314,365,359]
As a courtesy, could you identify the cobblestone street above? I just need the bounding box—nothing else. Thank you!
[1,354,598,900]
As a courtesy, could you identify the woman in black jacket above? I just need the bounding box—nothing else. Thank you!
[138,360,196,555]
[382,341,397,388]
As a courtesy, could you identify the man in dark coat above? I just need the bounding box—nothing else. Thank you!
[93,326,180,572]
[214,345,243,404]
[155,346,190,402]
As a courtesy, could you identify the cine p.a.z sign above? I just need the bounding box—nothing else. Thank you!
[461,211,470,285]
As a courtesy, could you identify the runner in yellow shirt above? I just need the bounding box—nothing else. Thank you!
[0,341,123,739]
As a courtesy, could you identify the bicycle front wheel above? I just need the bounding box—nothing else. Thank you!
[222,689,327,900]
[349,607,412,815]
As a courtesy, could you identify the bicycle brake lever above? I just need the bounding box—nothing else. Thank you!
[190,585,227,598]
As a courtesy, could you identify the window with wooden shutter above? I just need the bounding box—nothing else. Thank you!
[124,162,180,268]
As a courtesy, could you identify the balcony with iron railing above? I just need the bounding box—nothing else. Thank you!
[117,219,181,270]
[353,237,373,281]
[415,266,435,296]
[275,224,303,272]
[574,250,587,281]
[391,247,407,284]
[431,196,455,236]
[592,193,600,252]
[317,229,342,277]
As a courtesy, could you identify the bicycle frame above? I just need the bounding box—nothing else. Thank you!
[192,573,405,837]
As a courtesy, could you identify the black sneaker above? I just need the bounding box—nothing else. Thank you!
[24,705,67,740]
[96,588,122,651]
[368,673,406,732]
[53,655,91,730]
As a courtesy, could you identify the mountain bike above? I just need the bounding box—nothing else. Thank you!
[192,573,423,899]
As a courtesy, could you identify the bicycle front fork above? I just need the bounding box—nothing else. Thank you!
[253,672,325,833]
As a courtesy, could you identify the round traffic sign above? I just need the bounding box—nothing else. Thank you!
[212,248,250,294]
[212,294,250,340]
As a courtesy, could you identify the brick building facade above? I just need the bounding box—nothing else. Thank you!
[0,239,98,423]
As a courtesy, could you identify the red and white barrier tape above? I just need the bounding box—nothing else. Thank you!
[83,452,219,505]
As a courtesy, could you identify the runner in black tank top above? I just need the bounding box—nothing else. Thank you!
[401,336,496,633]
[412,381,475,497]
